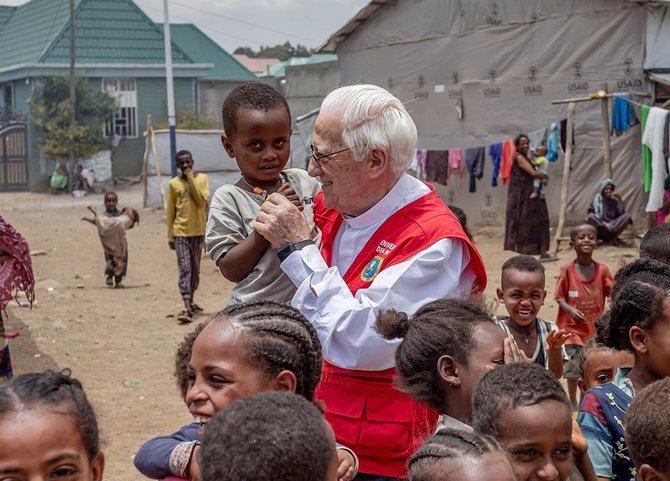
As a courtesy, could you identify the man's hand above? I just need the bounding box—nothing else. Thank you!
[503,335,529,363]
[546,330,571,351]
[187,444,201,481]
[278,183,304,211]
[336,449,357,481]
[169,240,175,250]
[182,166,193,177]
[254,193,311,249]
[568,306,586,323]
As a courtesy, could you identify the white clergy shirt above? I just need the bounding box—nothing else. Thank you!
[281,174,476,371]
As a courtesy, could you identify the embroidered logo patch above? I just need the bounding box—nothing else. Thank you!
[361,256,384,282]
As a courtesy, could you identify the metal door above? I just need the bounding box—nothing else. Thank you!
[0,123,28,191]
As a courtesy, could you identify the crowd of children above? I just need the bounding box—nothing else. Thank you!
[2,82,670,481]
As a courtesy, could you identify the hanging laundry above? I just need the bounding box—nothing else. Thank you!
[547,122,561,162]
[641,105,653,192]
[527,127,547,154]
[642,106,669,212]
[425,150,449,185]
[447,148,463,188]
[488,142,503,187]
[612,95,633,134]
[559,118,574,153]
[501,139,515,185]
[465,147,486,193]
[413,149,428,180]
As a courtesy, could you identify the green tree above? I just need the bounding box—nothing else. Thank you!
[154,105,215,130]
[234,42,314,61]
[30,76,117,159]
[233,46,256,57]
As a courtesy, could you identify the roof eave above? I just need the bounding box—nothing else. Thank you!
[0,63,214,83]
[318,0,391,52]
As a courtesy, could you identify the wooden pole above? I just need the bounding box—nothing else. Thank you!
[68,0,76,192]
[142,115,151,208]
[600,82,612,179]
[553,101,577,254]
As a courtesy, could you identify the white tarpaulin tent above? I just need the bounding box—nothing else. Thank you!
[143,130,307,208]
[321,0,669,230]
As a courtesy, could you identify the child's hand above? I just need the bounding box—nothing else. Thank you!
[278,183,304,211]
[568,307,586,323]
[188,444,201,481]
[503,335,529,363]
[336,448,357,481]
[571,415,588,457]
[546,330,571,351]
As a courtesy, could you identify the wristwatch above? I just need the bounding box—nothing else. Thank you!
[277,240,315,262]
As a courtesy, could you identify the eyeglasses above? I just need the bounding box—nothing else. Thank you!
[309,144,351,168]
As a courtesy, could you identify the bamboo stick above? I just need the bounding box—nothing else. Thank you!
[553,101,577,254]
[600,83,613,179]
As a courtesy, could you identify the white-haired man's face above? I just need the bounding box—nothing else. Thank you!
[309,109,393,217]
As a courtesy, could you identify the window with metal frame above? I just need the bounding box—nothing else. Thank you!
[103,78,138,138]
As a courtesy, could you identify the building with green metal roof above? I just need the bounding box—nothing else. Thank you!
[0,0,253,191]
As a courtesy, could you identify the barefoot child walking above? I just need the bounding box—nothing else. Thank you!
[82,205,139,288]
[206,82,320,305]
[555,224,613,407]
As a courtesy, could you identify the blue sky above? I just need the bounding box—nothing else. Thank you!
[0,0,369,53]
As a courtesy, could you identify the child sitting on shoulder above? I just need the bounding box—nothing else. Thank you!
[473,362,597,481]
[496,255,569,378]
[0,369,105,481]
[375,297,526,431]
[206,82,320,305]
[134,300,357,481]
[82,205,139,288]
[530,145,549,199]
[200,392,339,481]
[408,428,516,481]
[555,224,613,407]
[625,377,670,481]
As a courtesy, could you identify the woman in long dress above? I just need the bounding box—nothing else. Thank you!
[504,134,555,260]
[0,216,35,381]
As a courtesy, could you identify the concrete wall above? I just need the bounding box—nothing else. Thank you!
[198,79,248,129]
[283,61,339,120]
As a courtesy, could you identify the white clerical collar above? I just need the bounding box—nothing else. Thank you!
[343,174,415,229]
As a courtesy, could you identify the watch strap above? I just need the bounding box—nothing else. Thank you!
[277,240,314,263]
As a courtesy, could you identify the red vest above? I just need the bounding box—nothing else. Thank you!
[313,185,487,478]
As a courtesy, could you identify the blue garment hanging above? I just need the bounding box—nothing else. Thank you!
[488,142,503,187]
[547,122,560,162]
[612,95,633,134]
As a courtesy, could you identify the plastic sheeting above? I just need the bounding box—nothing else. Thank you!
[144,130,307,208]
[334,0,650,229]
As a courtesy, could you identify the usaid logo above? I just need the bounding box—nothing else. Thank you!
[452,72,459,84]
[484,193,493,207]
[574,62,582,79]
[624,58,633,77]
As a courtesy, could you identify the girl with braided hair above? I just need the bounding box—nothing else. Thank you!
[408,428,515,481]
[577,258,670,481]
[0,369,104,481]
[134,300,357,481]
[375,297,527,433]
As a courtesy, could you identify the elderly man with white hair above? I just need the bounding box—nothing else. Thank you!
[254,84,487,480]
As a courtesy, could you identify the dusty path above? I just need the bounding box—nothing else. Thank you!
[0,186,637,480]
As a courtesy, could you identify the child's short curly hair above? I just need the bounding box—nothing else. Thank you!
[221,82,290,137]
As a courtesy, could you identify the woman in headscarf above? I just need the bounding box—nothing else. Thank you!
[0,216,35,381]
[586,179,632,246]
[504,134,556,260]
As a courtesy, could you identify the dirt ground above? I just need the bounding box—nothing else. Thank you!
[0,185,638,481]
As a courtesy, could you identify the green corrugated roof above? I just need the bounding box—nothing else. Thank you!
[0,6,16,27]
[0,0,194,70]
[158,24,255,80]
[0,0,76,69]
[43,0,192,64]
[266,53,338,77]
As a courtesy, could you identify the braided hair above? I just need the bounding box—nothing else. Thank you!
[602,258,670,351]
[408,428,510,481]
[375,298,495,410]
[640,223,670,266]
[0,369,100,460]
[175,300,322,401]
